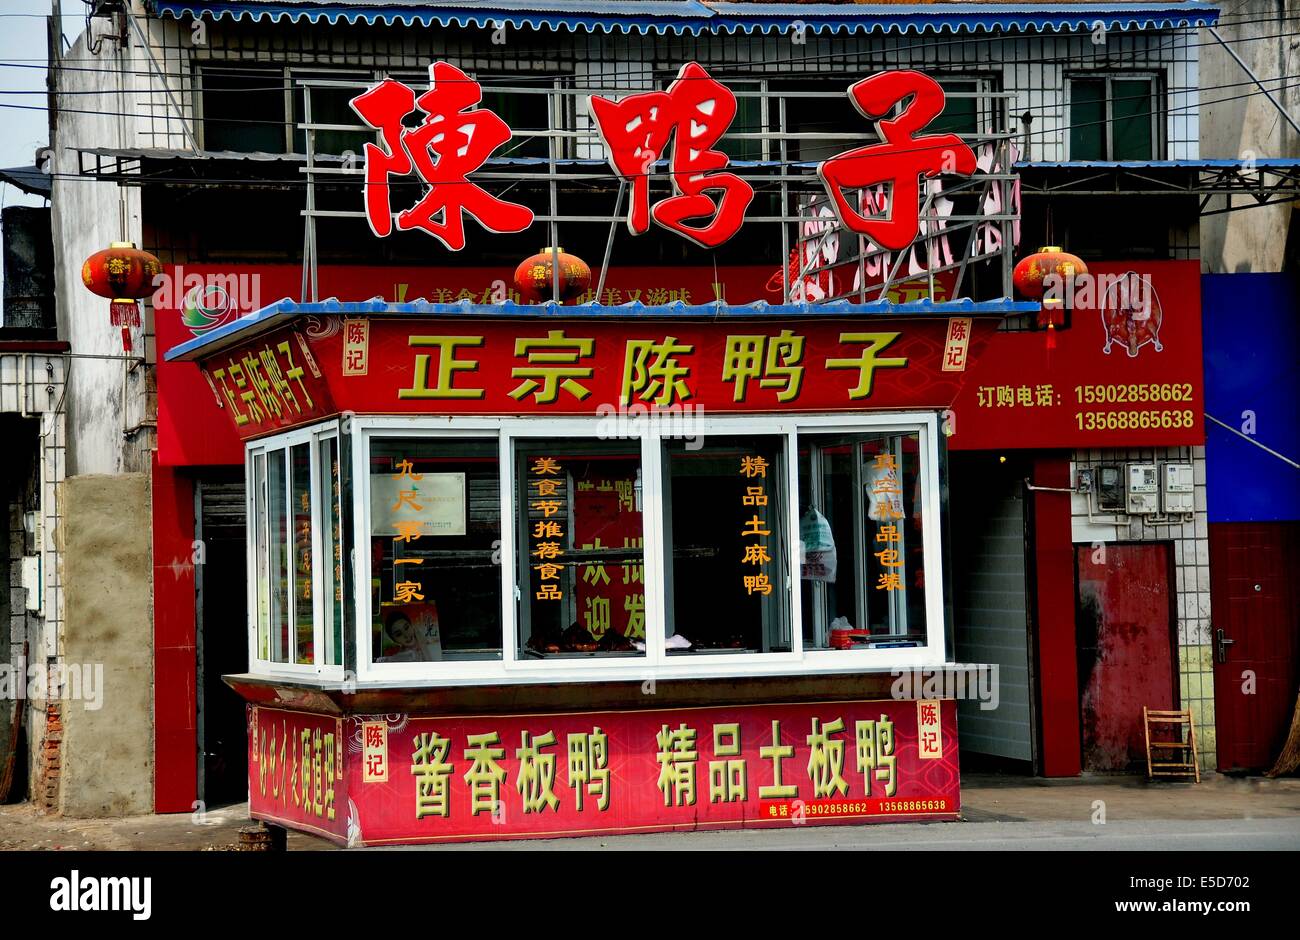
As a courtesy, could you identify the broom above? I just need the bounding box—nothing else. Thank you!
[1265,688,1300,778]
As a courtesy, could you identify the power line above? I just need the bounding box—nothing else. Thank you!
[3,67,1294,140]
[10,77,1298,191]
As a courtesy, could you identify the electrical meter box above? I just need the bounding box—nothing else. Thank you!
[1096,465,1125,512]
[1162,462,1195,514]
[1126,463,1160,514]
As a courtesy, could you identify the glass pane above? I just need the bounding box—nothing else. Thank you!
[202,68,286,153]
[267,450,290,663]
[664,435,789,653]
[799,431,928,650]
[1069,79,1106,160]
[719,82,762,162]
[797,437,860,650]
[291,443,314,665]
[1112,79,1155,160]
[253,452,269,661]
[480,81,552,159]
[515,440,645,659]
[370,438,502,663]
[320,437,344,667]
[929,80,978,136]
[292,81,373,157]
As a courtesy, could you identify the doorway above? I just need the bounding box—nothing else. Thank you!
[196,474,249,806]
[1075,543,1177,771]
[1210,522,1300,772]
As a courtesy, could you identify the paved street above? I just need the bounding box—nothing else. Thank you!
[2,772,1296,851]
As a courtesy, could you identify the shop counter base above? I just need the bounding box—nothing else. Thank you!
[232,678,962,846]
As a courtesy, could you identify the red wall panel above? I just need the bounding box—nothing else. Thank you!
[1031,455,1082,776]
[151,457,198,812]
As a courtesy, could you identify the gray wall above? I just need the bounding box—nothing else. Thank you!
[57,473,152,817]
[1200,0,1300,273]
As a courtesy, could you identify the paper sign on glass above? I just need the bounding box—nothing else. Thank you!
[371,471,467,536]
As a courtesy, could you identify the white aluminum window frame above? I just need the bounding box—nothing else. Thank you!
[246,422,346,681]
[344,412,947,688]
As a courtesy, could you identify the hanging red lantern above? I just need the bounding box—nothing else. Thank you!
[1012,245,1087,299]
[513,247,592,304]
[81,242,163,351]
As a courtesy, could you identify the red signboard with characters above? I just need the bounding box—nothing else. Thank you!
[948,261,1205,449]
[248,707,349,844]
[249,698,958,846]
[199,315,998,438]
[160,263,906,465]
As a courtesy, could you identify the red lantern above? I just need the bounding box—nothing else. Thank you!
[1012,245,1087,300]
[513,247,592,304]
[81,242,163,351]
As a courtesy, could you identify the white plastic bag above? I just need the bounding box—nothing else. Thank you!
[800,507,837,583]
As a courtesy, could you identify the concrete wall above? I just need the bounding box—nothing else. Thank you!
[49,17,150,477]
[1200,0,1300,273]
[57,473,152,817]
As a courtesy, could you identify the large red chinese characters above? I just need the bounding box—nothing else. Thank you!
[817,70,976,252]
[350,63,534,250]
[588,63,754,249]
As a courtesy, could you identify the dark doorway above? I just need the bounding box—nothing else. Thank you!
[1210,522,1300,772]
[948,452,1036,772]
[196,474,249,806]
[1075,543,1177,771]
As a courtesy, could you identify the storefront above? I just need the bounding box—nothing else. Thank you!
[164,297,1032,844]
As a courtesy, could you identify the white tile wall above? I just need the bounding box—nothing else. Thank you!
[133,19,1201,161]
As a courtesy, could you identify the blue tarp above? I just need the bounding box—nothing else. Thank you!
[149,1,1220,36]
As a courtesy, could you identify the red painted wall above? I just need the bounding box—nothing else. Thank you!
[151,457,198,812]
[1031,455,1082,776]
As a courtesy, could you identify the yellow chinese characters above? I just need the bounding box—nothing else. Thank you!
[738,454,774,596]
[529,456,566,601]
[722,329,805,403]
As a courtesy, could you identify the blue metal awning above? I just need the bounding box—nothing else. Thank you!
[148,1,1220,36]
[164,296,1040,362]
[1019,159,1300,169]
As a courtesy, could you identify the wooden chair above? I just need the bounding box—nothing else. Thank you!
[1143,707,1200,783]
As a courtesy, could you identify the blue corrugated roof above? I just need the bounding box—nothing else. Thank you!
[149,1,1220,36]
[1019,159,1300,168]
[164,296,1039,361]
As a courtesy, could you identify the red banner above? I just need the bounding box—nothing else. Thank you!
[158,264,962,464]
[246,698,959,846]
[948,261,1205,449]
[199,315,994,439]
[247,708,350,843]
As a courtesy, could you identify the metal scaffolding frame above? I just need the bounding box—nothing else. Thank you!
[295,78,1022,304]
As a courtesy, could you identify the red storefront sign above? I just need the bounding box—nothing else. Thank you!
[247,698,959,846]
[948,261,1205,449]
[199,314,998,438]
[352,64,972,250]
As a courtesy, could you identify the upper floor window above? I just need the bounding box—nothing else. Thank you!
[1068,75,1161,161]
[200,66,287,153]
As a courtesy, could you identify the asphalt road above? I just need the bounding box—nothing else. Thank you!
[388,817,1300,851]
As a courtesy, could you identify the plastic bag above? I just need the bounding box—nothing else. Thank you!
[800,507,837,583]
